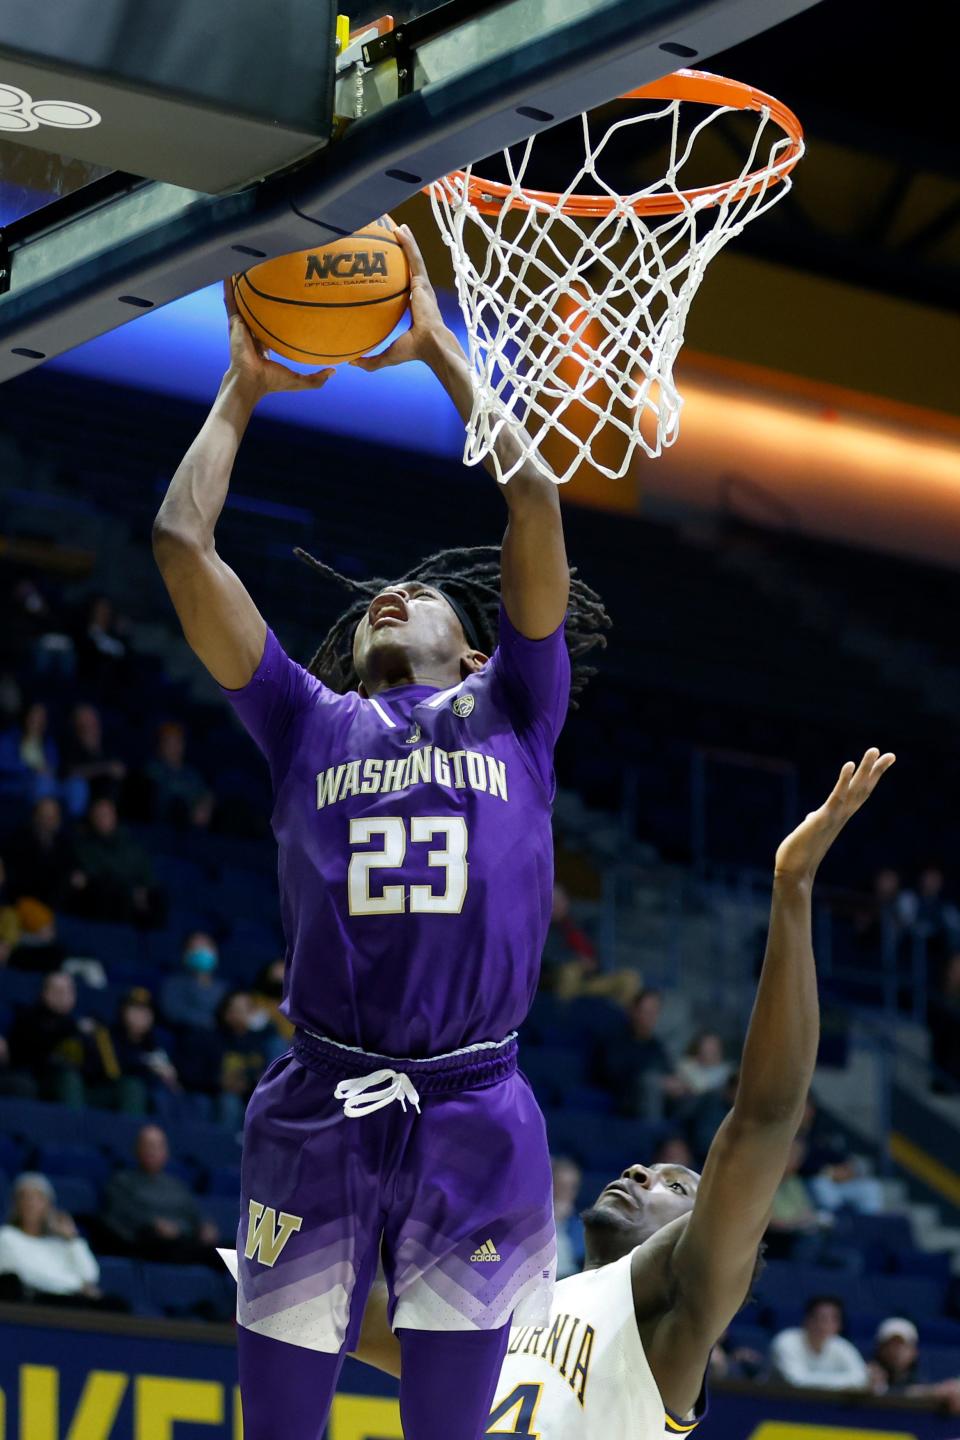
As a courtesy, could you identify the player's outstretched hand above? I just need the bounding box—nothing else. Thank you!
[774,748,895,883]
[350,225,447,372]
[223,280,334,397]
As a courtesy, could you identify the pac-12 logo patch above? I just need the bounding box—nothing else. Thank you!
[452,694,475,718]
[404,721,422,745]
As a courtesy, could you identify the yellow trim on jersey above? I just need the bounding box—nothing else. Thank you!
[664,1411,701,1433]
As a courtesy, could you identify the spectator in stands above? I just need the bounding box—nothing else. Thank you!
[551,1155,585,1280]
[770,1295,869,1391]
[808,1148,885,1216]
[0,1172,102,1307]
[6,796,82,910]
[900,867,960,956]
[766,1138,830,1260]
[87,987,181,1115]
[709,1331,765,1382]
[928,952,960,1093]
[7,970,94,1105]
[868,1317,960,1414]
[675,1030,732,1097]
[71,795,165,928]
[177,990,270,1126]
[541,883,640,1007]
[595,988,682,1118]
[160,931,227,1031]
[688,1067,739,1168]
[0,704,82,816]
[8,577,75,683]
[653,1135,695,1169]
[61,703,127,803]
[0,669,22,729]
[146,721,215,830]
[100,1124,218,1263]
[4,897,67,974]
[0,853,21,965]
[211,991,269,1127]
[795,1092,847,1176]
[251,956,294,1049]
[76,594,130,690]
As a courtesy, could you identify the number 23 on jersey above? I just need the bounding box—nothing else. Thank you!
[347,816,469,915]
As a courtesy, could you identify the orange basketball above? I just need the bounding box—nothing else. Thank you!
[232,214,410,365]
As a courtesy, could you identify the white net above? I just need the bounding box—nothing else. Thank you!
[429,78,803,484]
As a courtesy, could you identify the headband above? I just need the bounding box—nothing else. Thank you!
[435,586,484,654]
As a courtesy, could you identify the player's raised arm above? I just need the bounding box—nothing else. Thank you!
[642,747,895,1416]
[352,226,569,639]
[152,285,333,689]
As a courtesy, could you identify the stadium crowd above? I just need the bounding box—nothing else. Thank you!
[1,565,960,1400]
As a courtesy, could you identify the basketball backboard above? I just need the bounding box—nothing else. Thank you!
[0,0,824,383]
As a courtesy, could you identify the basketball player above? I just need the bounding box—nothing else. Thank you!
[343,748,895,1435]
[152,225,609,1440]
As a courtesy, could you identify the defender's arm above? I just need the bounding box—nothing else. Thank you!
[642,749,895,1416]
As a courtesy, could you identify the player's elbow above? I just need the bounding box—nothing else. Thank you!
[152,518,210,569]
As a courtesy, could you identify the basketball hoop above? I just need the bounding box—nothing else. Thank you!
[427,69,804,484]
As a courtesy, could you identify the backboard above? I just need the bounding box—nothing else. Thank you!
[0,0,824,383]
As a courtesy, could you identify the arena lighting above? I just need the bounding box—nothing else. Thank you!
[48,281,469,459]
[651,374,960,565]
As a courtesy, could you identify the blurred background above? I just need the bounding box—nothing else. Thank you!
[1,0,959,1434]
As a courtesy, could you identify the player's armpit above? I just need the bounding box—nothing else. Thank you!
[152,526,267,690]
[348,1283,402,1379]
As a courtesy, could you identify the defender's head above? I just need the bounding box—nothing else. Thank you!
[582,1161,700,1262]
[351,581,487,695]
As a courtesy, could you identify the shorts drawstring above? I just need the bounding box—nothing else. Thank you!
[334,1068,422,1117]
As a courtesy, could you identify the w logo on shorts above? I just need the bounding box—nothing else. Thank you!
[243,1200,303,1267]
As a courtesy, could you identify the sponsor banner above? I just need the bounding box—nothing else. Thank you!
[0,1311,956,1439]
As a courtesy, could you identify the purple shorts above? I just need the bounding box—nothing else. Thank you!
[235,1029,556,1353]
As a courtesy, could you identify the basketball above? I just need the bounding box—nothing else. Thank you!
[232,214,410,365]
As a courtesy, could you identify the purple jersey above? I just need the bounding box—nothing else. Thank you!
[220,603,570,1055]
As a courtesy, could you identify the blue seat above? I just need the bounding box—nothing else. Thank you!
[96,1255,149,1313]
[167,1123,242,1172]
[83,1110,146,1156]
[206,1165,242,1198]
[0,970,43,1007]
[53,1176,99,1218]
[562,1085,615,1114]
[79,986,120,1025]
[759,1266,947,1330]
[203,1194,241,1245]
[142,1262,233,1320]
[57,917,143,968]
[35,1143,112,1188]
[545,1109,665,1170]
[0,1132,23,1177]
[577,1169,614,1208]
[0,1098,86,1146]
[922,1345,960,1382]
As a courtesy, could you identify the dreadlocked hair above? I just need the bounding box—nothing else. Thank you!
[293,543,610,708]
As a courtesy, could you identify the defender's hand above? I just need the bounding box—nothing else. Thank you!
[351,225,451,372]
[223,281,334,397]
[775,748,895,883]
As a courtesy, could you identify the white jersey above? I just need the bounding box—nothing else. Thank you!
[488,1252,705,1440]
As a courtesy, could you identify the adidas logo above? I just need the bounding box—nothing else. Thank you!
[470,1238,501,1263]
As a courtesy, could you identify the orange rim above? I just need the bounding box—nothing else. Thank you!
[427,69,803,218]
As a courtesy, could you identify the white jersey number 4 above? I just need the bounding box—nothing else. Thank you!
[348,815,468,915]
